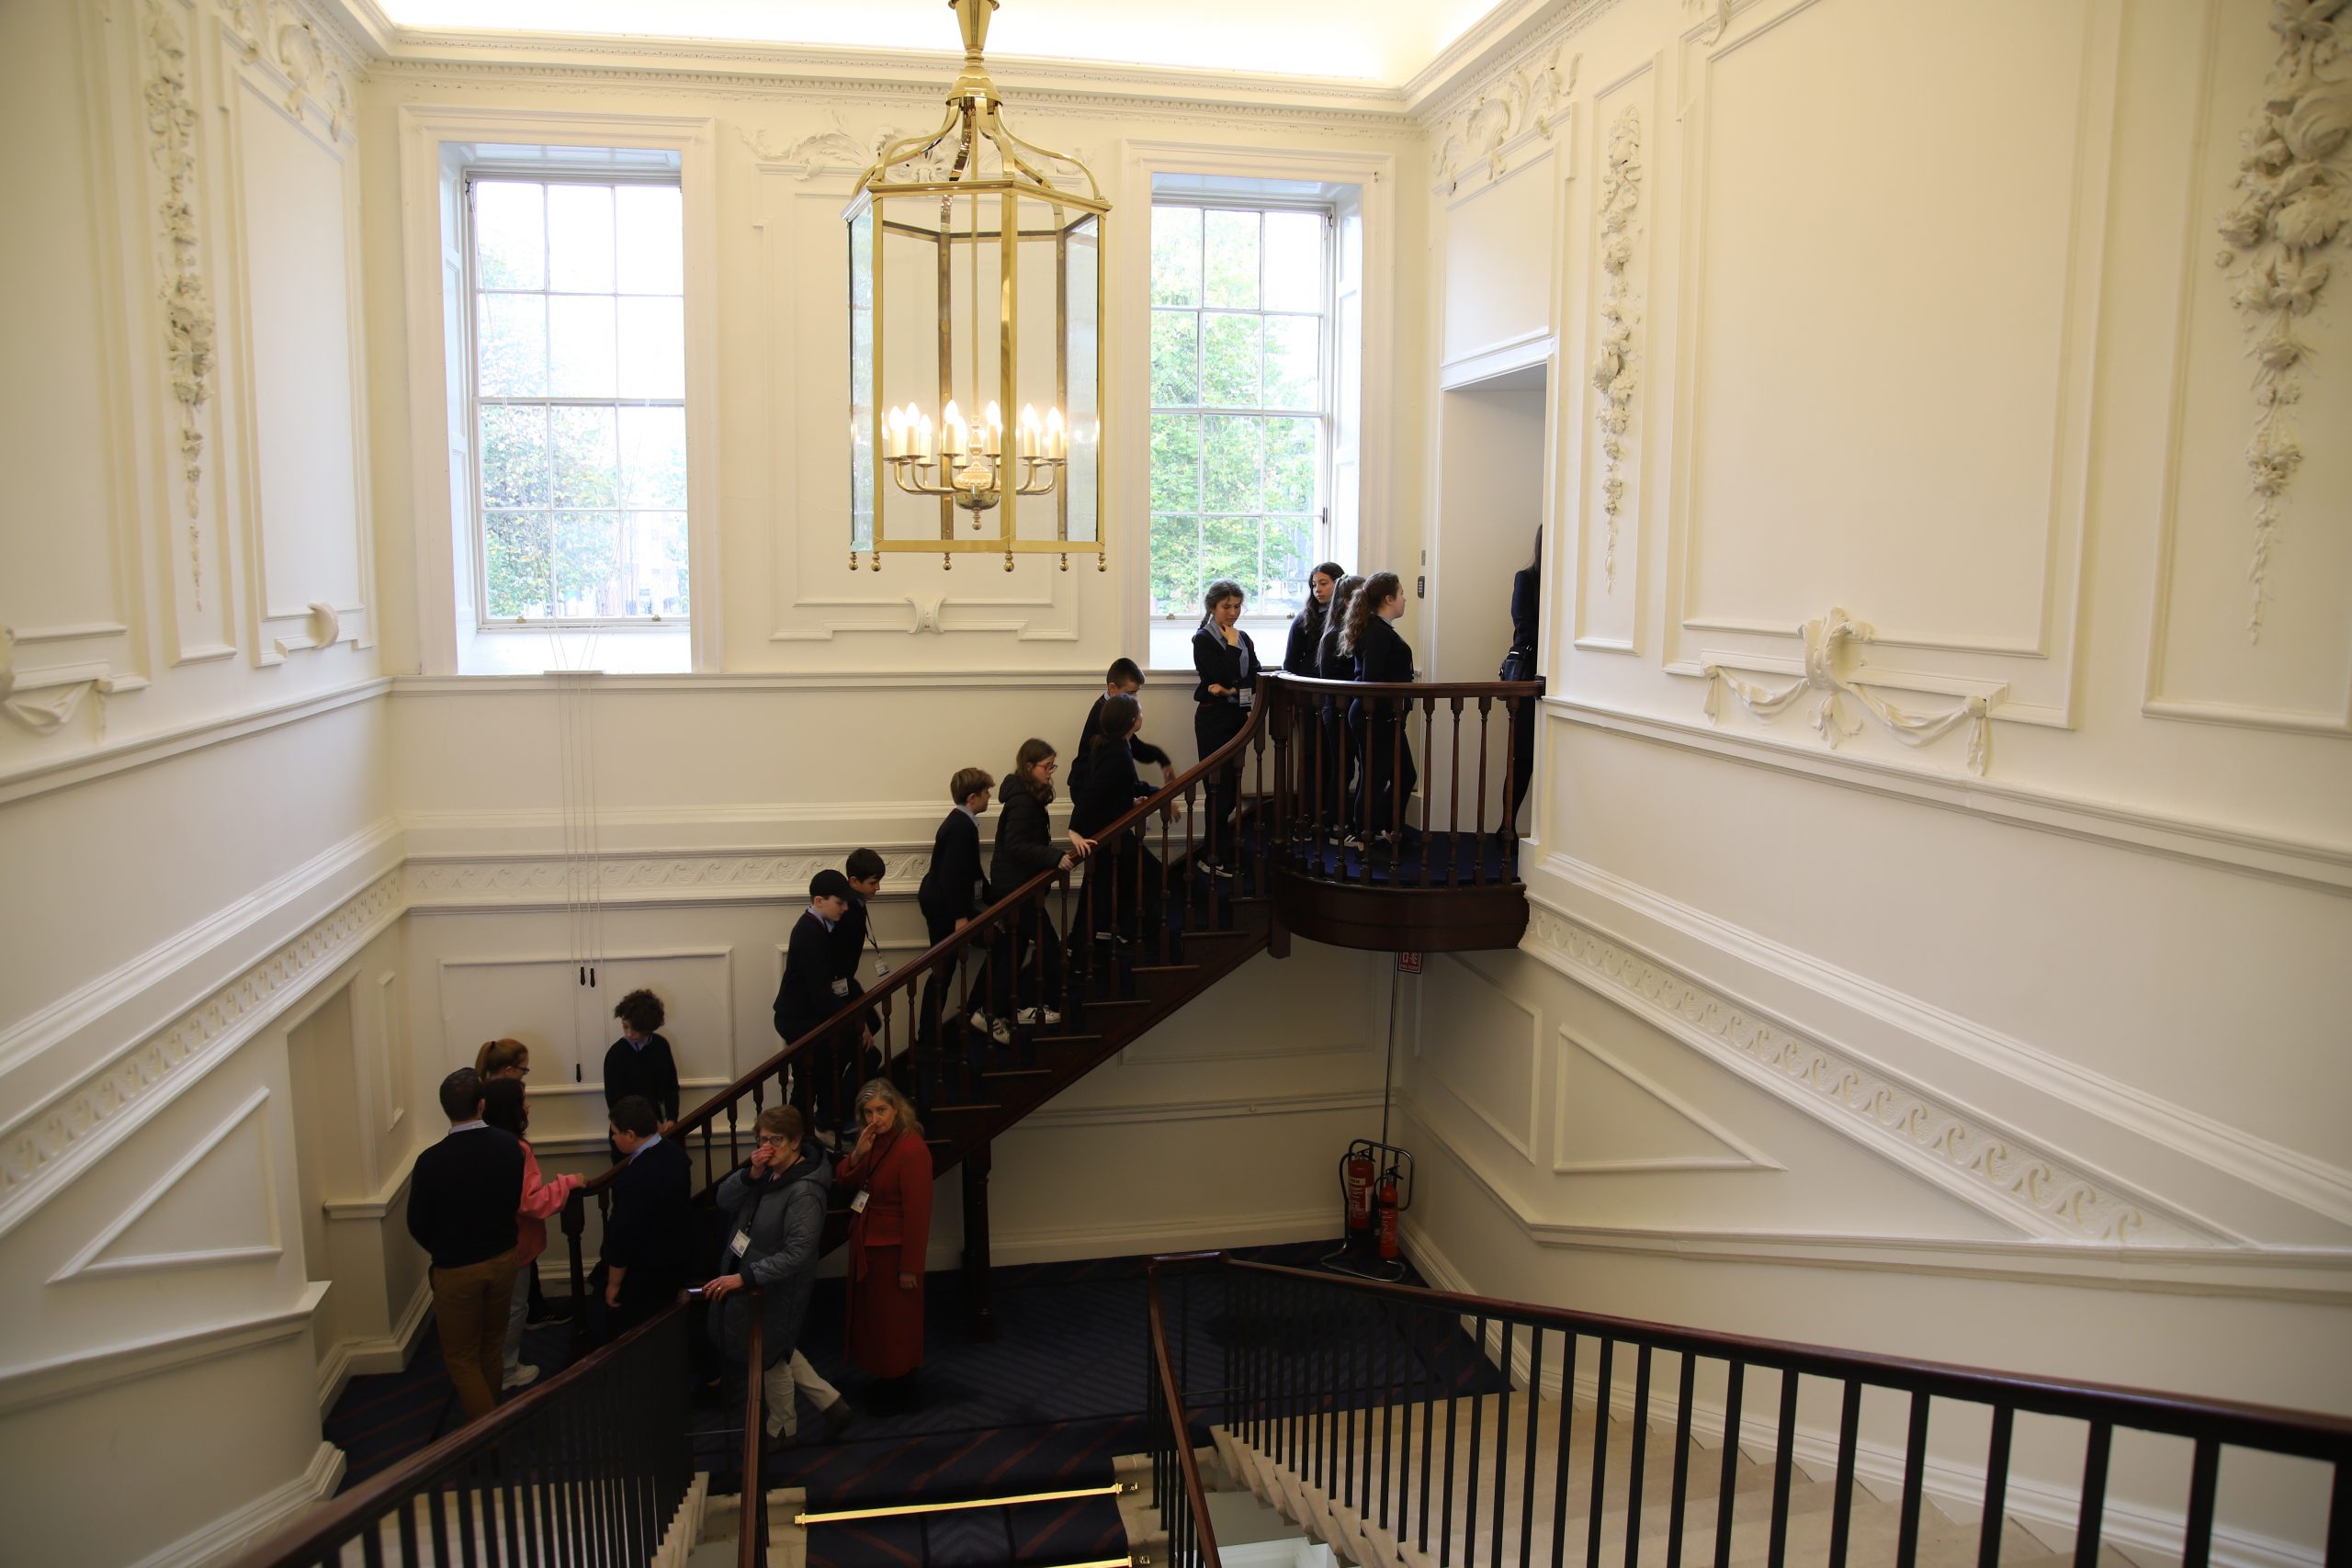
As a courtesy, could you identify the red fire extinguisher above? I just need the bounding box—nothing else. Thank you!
[1342,1144,1377,1244]
[1375,1171,1402,1260]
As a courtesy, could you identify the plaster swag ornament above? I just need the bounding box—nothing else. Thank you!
[1433,48,1578,192]
[2215,0,2349,643]
[1702,608,1993,776]
[144,0,217,612]
[1590,106,1643,592]
[742,114,903,179]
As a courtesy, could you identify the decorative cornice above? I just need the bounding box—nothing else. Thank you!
[142,0,216,614]
[403,848,932,907]
[1521,904,2218,1247]
[0,875,401,1229]
[2213,0,2349,644]
[1702,608,1994,776]
[1432,45,1577,192]
[1590,104,1642,592]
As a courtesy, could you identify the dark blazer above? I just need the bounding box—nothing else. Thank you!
[1191,625,1259,705]
[917,809,989,933]
[1316,624,1354,682]
[1070,739,1150,841]
[773,908,850,1043]
[1508,564,1539,654]
[989,780,1065,892]
[603,1135,692,1314]
[602,1032,680,1122]
[405,1126,523,1269]
[1351,614,1416,685]
[1078,694,1171,773]
[1283,608,1328,676]
[830,895,872,982]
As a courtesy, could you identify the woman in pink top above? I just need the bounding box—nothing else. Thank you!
[481,1077,580,1392]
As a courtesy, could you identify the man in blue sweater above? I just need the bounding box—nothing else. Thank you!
[405,1068,524,1421]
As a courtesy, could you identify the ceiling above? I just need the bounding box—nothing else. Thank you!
[368,0,1514,87]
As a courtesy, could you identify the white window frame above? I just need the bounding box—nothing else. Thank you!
[397,108,721,676]
[1146,195,1337,633]
[462,165,688,634]
[1120,142,1396,673]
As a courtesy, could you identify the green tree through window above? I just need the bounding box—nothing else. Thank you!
[1148,202,1329,621]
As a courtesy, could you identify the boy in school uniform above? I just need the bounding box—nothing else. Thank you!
[917,767,1001,1048]
[602,988,681,1131]
[1075,658,1174,792]
[772,870,871,1134]
[832,849,888,1035]
[600,1094,692,1333]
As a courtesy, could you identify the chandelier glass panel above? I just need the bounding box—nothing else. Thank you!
[845,0,1107,571]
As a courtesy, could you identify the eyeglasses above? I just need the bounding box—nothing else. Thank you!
[755,1134,789,1145]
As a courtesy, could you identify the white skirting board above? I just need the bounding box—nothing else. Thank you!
[316,1271,435,1415]
[124,1440,345,1568]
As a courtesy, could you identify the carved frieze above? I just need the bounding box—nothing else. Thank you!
[1524,907,2211,1246]
[1590,106,1643,592]
[2214,0,2349,643]
[1702,608,1995,776]
[1433,47,1579,193]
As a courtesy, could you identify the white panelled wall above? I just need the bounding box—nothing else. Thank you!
[0,0,2344,1564]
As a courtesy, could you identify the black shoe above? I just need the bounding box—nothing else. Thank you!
[525,1305,572,1328]
[822,1399,854,1438]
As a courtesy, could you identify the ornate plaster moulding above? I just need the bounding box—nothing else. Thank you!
[1590,104,1642,591]
[1521,906,2222,1247]
[144,1,217,615]
[403,848,934,907]
[1432,44,1578,192]
[1702,608,1996,777]
[2214,0,2349,644]
[0,628,141,739]
[219,0,360,135]
[0,874,402,1231]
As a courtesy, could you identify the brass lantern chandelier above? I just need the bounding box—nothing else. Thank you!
[846,0,1108,572]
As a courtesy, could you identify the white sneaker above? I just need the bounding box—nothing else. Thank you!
[1016,1005,1062,1026]
[503,1364,540,1391]
[989,1017,1014,1045]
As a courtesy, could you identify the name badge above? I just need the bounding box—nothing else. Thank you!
[729,1228,752,1258]
[831,977,850,997]
[874,958,888,977]
[850,1190,870,1213]
[973,879,985,902]
[1236,689,1254,709]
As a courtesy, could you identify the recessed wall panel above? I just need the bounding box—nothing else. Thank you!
[1441,152,1556,369]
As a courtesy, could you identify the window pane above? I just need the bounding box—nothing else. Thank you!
[1262,209,1324,312]
[1204,209,1259,309]
[477,294,547,396]
[618,405,687,508]
[473,181,544,290]
[1150,513,1199,618]
[1202,416,1263,513]
[484,510,551,619]
[1150,205,1201,307]
[548,295,617,397]
[1150,413,1199,513]
[1260,516,1314,612]
[1202,314,1261,406]
[550,406,618,508]
[479,405,548,507]
[628,511,691,616]
[1264,315,1319,409]
[1263,417,1317,512]
[616,296,684,399]
[547,184,615,293]
[553,512,619,616]
[1200,514,1258,598]
[615,186,683,294]
[1150,310,1198,406]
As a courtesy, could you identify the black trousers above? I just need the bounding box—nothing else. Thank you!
[918,911,989,1043]
[1362,718,1419,840]
[989,901,1064,1014]
[1194,704,1247,864]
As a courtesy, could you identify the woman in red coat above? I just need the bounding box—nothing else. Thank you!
[835,1077,933,1389]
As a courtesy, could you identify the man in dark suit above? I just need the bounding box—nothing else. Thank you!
[600,1094,691,1332]
[917,767,999,1048]
[773,869,869,1132]
[406,1067,524,1420]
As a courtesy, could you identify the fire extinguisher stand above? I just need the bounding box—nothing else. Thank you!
[1324,959,1413,1281]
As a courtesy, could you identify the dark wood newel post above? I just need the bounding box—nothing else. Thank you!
[961,1140,997,1342]
[561,1190,590,1356]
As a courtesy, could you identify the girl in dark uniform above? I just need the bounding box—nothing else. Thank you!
[1342,571,1417,850]
[1190,580,1258,877]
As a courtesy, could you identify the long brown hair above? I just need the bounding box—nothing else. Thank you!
[1340,571,1402,657]
[1089,694,1141,754]
[1007,736,1058,806]
[1323,574,1365,650]
[474,1037,528,1077]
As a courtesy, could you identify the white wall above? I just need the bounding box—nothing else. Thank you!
[1410,0,2350,1561]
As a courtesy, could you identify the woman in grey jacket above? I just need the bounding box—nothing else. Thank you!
[703,1104,849,1446]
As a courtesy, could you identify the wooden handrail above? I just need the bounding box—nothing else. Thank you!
[1221,1257,2352,1460]
[1261,671,1545,701]
[573,693,1272,1198]
[1147,1265,1224,1568]
[220,1294,699,1568]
